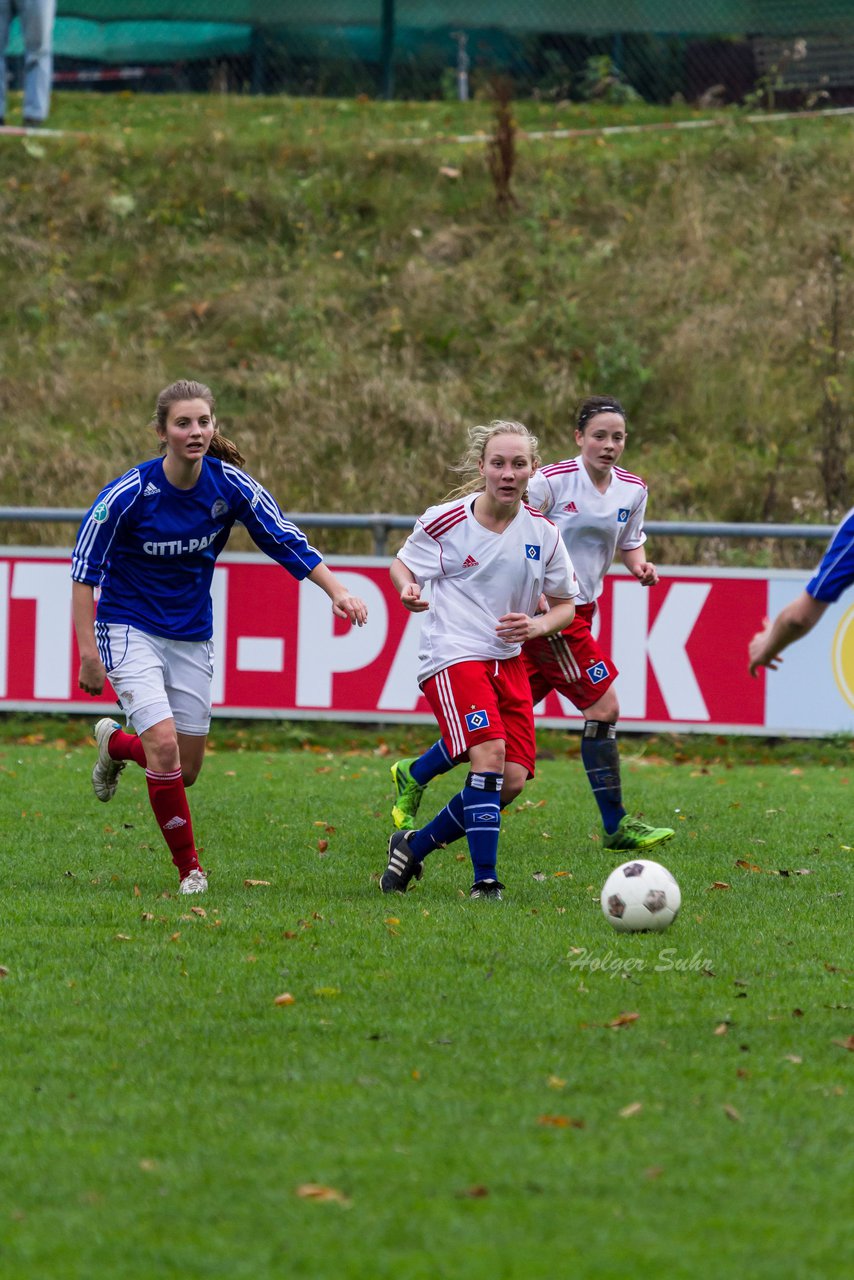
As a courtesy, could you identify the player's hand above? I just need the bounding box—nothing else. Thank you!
[331,593,368,626]
[496,612,537,644]
[748,617,781,676]
[78,655,107,696]
[399,582,429,613]
[632,561,659,587]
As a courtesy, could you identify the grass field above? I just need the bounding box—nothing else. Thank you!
[1,724,851,1278]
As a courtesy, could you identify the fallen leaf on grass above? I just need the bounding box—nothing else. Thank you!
[140,912,155,922]
[274,992,296,1006]
[783,1055,803,1064]
[138,1158,158,1172]
[317,839,329,854]
[723,1104,742,1122]
[295,1183,350,1205]
[547,1075,566,1090]
[537,1114,585,1128]
[133,885,141,897]
[832,1035,854,1051]
[714,1023,729,1036]
[244,879,271,887]
[191,906,206,917]
[314,987,341,998]
[735,859,763,872]
[708,881,731,890]
[0,966,9,978]
[114,934,132,942]
[619,1101,643,1118]
[439,165,461,179]
[456,1184,489,1198]
[608,1011,640,1028]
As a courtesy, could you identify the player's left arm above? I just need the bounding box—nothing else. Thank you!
[748,591,827,676]
[621,544,659,587]
[307,563,368,627]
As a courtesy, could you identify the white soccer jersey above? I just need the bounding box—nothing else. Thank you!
[397,494,577,684]
[527,457,648,604]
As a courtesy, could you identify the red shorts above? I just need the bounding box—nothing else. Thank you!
[522,601,618,712]
[421,656,537,777]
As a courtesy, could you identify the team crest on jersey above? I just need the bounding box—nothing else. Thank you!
[462,554,479,569]
[525,544,541,561]
[562,501,578,514]
[211,498,229,519]
[587,661,609,684]
[617,508,629,523]
[92,502,109,523]
[465,709,490,732]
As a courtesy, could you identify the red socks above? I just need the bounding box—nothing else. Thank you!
[144,767,201,880]
[107,727,147,768]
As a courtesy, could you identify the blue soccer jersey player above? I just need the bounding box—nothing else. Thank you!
[72,379,368,894]
[749,507,854,676]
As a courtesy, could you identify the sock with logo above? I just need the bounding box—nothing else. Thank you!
[107,727,147,768]
[461,771,503,882]
[409,738,456,786]
[581,720,625,835]
[145,767,201,880]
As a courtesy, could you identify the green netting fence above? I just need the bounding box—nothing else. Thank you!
[6,2,854,102]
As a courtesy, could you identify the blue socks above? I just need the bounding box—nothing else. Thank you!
[410,771,502,882]
[581,720,625,835]
[409,738,455,786]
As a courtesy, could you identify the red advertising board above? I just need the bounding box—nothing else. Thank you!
[0,549,781,733]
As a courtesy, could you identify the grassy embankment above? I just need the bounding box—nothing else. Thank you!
[1,92,852,564]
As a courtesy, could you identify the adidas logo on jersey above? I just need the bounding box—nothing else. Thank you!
[462,555,479,568]
[562,501,578,513]
[143,482,160,497]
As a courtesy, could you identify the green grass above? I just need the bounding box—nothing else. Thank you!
[1,92,853,559]
[1,732,851,1278]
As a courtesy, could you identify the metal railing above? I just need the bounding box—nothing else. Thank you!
[0,508,837,557]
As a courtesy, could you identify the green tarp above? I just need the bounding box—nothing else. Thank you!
[5,3,850,65]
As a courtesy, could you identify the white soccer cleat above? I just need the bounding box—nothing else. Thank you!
[178,868,208,895]
[91,717,125,802]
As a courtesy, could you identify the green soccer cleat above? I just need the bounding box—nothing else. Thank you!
[603,814,676,853]
[390,758,426,831]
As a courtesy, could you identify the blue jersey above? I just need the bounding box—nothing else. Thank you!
[806,507,854,604]
[72,456,323,641]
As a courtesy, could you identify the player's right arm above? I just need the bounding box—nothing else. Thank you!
[73,581,107,695]
[748,591,828,676]
[390,556,428,613]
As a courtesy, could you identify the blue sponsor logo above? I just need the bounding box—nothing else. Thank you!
[617,508,630,523]
[465,709,490,732]
[525,544,541,560]
[587,662,609,684]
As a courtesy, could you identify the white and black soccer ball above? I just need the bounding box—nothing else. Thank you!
[601,859,681,933]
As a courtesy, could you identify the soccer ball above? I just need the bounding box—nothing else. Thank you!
[600,859,681,933]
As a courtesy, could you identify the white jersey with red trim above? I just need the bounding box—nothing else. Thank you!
[397,494,577,683]
[527,456,648,604]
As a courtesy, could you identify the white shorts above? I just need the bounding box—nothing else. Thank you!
[95,622,214,737]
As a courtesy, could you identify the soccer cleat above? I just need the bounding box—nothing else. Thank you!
[470,879,505,900]
[603,815,676,853]
[381,830,424,893]
[91,717,125,802]
[178,868,208,895]
[390,758,426,831]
